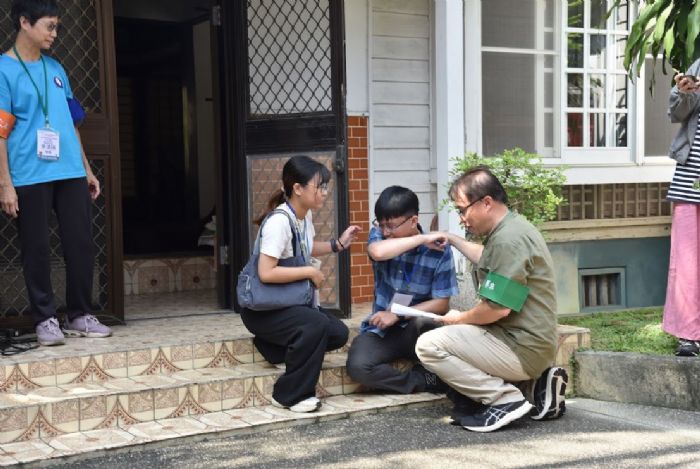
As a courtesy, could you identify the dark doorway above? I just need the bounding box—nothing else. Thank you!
[114,0,215,256]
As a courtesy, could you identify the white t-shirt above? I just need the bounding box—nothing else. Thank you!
[259,203,315,260]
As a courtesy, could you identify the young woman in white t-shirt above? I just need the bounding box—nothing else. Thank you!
[241,155,361,413]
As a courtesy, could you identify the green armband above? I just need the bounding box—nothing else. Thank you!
[478,271,530,312]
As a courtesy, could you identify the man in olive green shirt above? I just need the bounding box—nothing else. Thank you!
[416,166,567,433]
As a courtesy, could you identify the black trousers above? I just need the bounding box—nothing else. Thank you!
[346,317,438,393]
[15,178,94,325]
[240,306,349,406]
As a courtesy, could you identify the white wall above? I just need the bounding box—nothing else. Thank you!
[345,0,369,114]
[370,0,434,227]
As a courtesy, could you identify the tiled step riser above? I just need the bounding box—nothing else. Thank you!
[0,361,364,445]
[0,331,360,394]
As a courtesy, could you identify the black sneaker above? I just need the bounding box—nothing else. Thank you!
[675,339,700,357]
[530,366,568,421]
[460,399,533,432]
[446,388,486,425]
[412,363,448,393]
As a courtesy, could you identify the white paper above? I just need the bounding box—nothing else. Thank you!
[390,303,441,319]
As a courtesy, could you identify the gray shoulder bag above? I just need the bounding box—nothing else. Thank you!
[236,209,314,311]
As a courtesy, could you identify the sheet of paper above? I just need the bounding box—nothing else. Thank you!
[390,303,441,320]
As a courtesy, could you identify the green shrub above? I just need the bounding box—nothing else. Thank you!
[449,148,567,228]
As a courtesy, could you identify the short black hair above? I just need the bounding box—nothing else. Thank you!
[11,0,59,32]
[448,165,508,205]
[374,186,419,221]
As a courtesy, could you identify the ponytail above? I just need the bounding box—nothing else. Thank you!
[254,189,286,226]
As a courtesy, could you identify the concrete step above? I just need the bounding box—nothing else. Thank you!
[0,392,445,467]
[0,312,589,466]
[0,353,367,444]
[0,314,360,394]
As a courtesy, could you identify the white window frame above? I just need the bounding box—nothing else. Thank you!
[478,0,560,158]
[560,0,636,165]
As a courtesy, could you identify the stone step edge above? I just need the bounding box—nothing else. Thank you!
[2,323,589,368]
[0,393,447,467]
[1,325,588,390]
[0,354,355,410]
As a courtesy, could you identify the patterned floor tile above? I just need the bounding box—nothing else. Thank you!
[0,440,56,464]
[47,428,136,454]
[0,406,39,444]
[124,420,183,442]
[0,452,19,466]
[154,416,209,437]
[195,411,253,430]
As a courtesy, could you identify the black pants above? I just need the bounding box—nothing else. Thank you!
[346,317,438,393]
[15,178,94,325]
[240,306,349,406]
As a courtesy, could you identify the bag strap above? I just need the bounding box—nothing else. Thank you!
[252,209,304,260]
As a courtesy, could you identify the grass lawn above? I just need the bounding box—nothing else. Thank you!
[558,307,677,355]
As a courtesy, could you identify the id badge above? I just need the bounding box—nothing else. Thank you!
[389,292,413,310]
[37,127,60,161]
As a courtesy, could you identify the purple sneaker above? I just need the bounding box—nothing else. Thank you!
[63,314,112,338]
[36,317,65,346]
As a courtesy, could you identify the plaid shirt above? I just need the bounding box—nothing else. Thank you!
[361,225,459,337]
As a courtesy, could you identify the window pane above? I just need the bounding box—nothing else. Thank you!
[568,73,584,107]
[482,0,536,49]
[482,52,536,154]
[590,113,606,146]
[615,75,627,108]
[590,74,606,108]
[615,36,627,70]
[590,0,607,29]
[568,0,584,28]
[568,113,584,146]
[544,0,555,28]
[644,58,677,156]
[615,0,629,31]
[545,112,554,147]
[568,33,584,68]
[545,72,553,108]
[545,55,554,68]
[615,113,627,147]
[589,34,607,69]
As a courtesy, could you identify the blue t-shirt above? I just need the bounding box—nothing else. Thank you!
[0,54,85,187]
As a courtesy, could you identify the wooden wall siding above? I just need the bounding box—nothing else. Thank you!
[348,116,374,304]
[371,0,434,227]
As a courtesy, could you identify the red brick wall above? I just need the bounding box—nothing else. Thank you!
[347,116,374,304]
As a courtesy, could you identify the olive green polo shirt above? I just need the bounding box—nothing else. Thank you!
[477,211,558,378]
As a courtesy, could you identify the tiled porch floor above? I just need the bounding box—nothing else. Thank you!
[124,289,223,321]
[3,303,371,366]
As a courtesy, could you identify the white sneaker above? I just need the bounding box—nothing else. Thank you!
[271,396,321,413]
[289,396,321,413]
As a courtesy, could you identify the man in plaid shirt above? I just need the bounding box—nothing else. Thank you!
[346,186,458,393]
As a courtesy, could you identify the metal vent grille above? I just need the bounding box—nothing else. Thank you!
[579,268,625,310]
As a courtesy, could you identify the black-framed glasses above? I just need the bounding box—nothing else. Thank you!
[457,196,485,216]
[306,183,329,194]
[372,216,412,233]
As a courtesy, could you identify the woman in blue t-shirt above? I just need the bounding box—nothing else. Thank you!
[0,0,111,345]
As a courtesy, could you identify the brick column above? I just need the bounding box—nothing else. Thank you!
[347,116,373,304]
